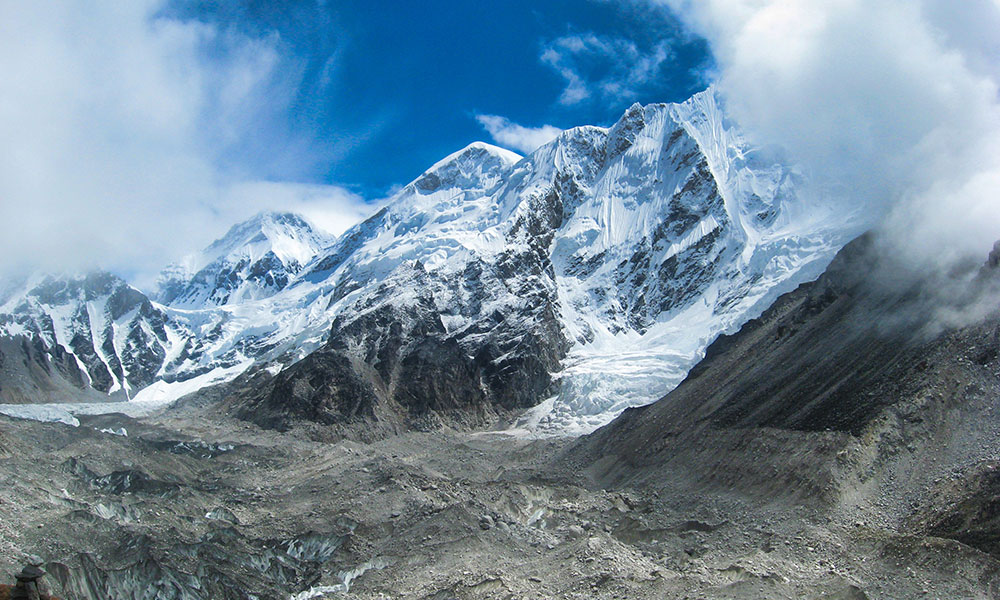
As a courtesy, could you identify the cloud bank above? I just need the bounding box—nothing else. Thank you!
[475,115,562,154]
[0,1,370,283]
[653,0,1000,268]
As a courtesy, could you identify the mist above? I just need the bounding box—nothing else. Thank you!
[653,0,1000,271]
[0,2,370,285]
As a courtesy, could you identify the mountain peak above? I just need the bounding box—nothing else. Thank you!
[441,141,522,167]
[1,87,868,438]
[412,142,521,194]
[200,211,327,264]
[157,210,334,307]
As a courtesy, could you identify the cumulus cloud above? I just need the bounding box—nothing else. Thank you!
[0,1,369,283]
[540,33,675,106]
[651,0,1000,268]
[475,115,562,154]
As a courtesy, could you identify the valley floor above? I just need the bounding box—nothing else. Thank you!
[0,402,997,599]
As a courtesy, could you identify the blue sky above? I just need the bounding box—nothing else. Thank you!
[4,1,997,283]
[163,0,711,198]
[0,1,708,281]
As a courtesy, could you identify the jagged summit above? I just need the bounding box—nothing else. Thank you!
[411,141,521,194]
[156,210,335,307]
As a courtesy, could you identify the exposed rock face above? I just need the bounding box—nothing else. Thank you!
[911,460,1000,557]
[986,240,1000,269]
[0,273,170,402]
[0,336,108,405]
[0,213,337,405]
[237,254,568,435]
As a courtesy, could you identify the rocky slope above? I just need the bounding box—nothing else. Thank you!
[1,235,999,600]
[0,272,173,403]
[572,233,1000,572]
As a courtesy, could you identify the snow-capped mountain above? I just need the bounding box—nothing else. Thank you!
[0,212,336,407]
[236,89,867,435]
[0,88,869,434]
[157,211,335,307]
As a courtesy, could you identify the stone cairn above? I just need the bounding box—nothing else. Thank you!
[1,564,58,600]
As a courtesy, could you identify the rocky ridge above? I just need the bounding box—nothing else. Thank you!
[0,272,172,403]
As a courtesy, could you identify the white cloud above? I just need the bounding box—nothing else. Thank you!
[475,115,563,154]
[540,33,674,106]
[652,0,1000,268]
[217,181,372,238]
[0,1,370,283]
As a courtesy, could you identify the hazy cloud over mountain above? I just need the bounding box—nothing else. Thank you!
[0,1,369,281]
[650,0,1000,267]
[0,1,708,283]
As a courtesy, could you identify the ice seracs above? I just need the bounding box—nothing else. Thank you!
[526,89,868,434]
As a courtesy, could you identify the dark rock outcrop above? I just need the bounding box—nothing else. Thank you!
[234,255,568,438]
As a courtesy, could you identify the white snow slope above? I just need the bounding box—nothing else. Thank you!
[0,89,869,434]
[157,211,337,307]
